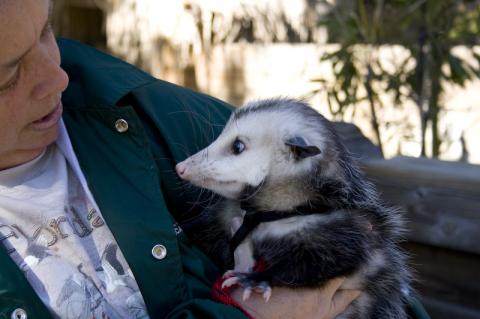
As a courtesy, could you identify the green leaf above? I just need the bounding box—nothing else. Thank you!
[445,53,472,86]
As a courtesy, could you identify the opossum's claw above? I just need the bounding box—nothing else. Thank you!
[222,270,272,302]
[241,280,272,302]
[222,270,236,279]
[222,272,273,302]
[240,281,271,302]
[222,276,240,288]
[242,287,252,301]
[260,283,272,302]
[251,281,272,302]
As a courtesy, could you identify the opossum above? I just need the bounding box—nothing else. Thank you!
[176,98,411,319]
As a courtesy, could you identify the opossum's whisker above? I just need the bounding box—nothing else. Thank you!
[241,179,266,202]
[169,142,193,158]
[184,190,209,210]
[168,106,224,151]
[186,189,217,208]
[160,169,177,174]
[151,156,176,161]
[167,110,214,127]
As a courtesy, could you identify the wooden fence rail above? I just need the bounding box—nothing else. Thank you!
[362,156,480,255]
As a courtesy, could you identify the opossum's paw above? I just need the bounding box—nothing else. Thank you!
[222,270,237,279]
[221,272,272,302]
[221,271,241,288]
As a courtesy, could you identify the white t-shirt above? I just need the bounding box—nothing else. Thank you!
[0,123,150,319]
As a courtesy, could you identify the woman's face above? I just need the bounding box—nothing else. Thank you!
[0,0,69,170]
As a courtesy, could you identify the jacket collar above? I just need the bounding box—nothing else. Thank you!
[58,38,155,108]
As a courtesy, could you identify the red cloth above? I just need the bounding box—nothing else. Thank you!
[212,260,266,319]
[212,276,255,319]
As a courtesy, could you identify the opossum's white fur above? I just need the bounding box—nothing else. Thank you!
[179,99,335,204]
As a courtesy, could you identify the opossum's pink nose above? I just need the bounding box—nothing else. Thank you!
[175,162,188,179]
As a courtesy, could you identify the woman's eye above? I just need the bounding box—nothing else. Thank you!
[232,139,245,155]
[0,69,20,93]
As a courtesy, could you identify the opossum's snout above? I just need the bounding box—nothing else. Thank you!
[175,158,201,183]
[175,162,189,180]
[175,150,249,199]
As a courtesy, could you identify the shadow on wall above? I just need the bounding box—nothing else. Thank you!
[223,50,247,107]
[53,0,106,50]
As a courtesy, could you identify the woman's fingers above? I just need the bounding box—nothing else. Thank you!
[329,289,362,317]
[321,276,346,299]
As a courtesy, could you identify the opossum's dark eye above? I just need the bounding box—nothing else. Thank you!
[232,139,245,155]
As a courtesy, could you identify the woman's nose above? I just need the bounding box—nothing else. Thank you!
[31,50,69,101]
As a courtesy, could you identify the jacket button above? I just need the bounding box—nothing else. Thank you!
[152,244,167,260]
[11,308,27,319]
[114,119,129,133]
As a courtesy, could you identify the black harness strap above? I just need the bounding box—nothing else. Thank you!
[229,202,332,252]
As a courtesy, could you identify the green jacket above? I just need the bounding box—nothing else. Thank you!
[0,39,430,319]
[0,39,244,319]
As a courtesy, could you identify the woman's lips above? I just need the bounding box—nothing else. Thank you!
[31,102,63,130]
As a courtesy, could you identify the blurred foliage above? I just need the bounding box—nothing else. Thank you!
[182,1,321,47]
[313,0,480,158]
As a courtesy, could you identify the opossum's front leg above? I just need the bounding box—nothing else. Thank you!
[222,216,272,301]
[229,216,256,273]
[225,215,373,300]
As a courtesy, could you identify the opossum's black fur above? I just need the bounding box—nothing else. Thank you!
[182,98,411,319]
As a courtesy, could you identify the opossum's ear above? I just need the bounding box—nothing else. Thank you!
[285,136,321,159]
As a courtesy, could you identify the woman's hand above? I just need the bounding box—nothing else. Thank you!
[231,277,361,319]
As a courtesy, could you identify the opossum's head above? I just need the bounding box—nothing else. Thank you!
[176,99,342,200]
